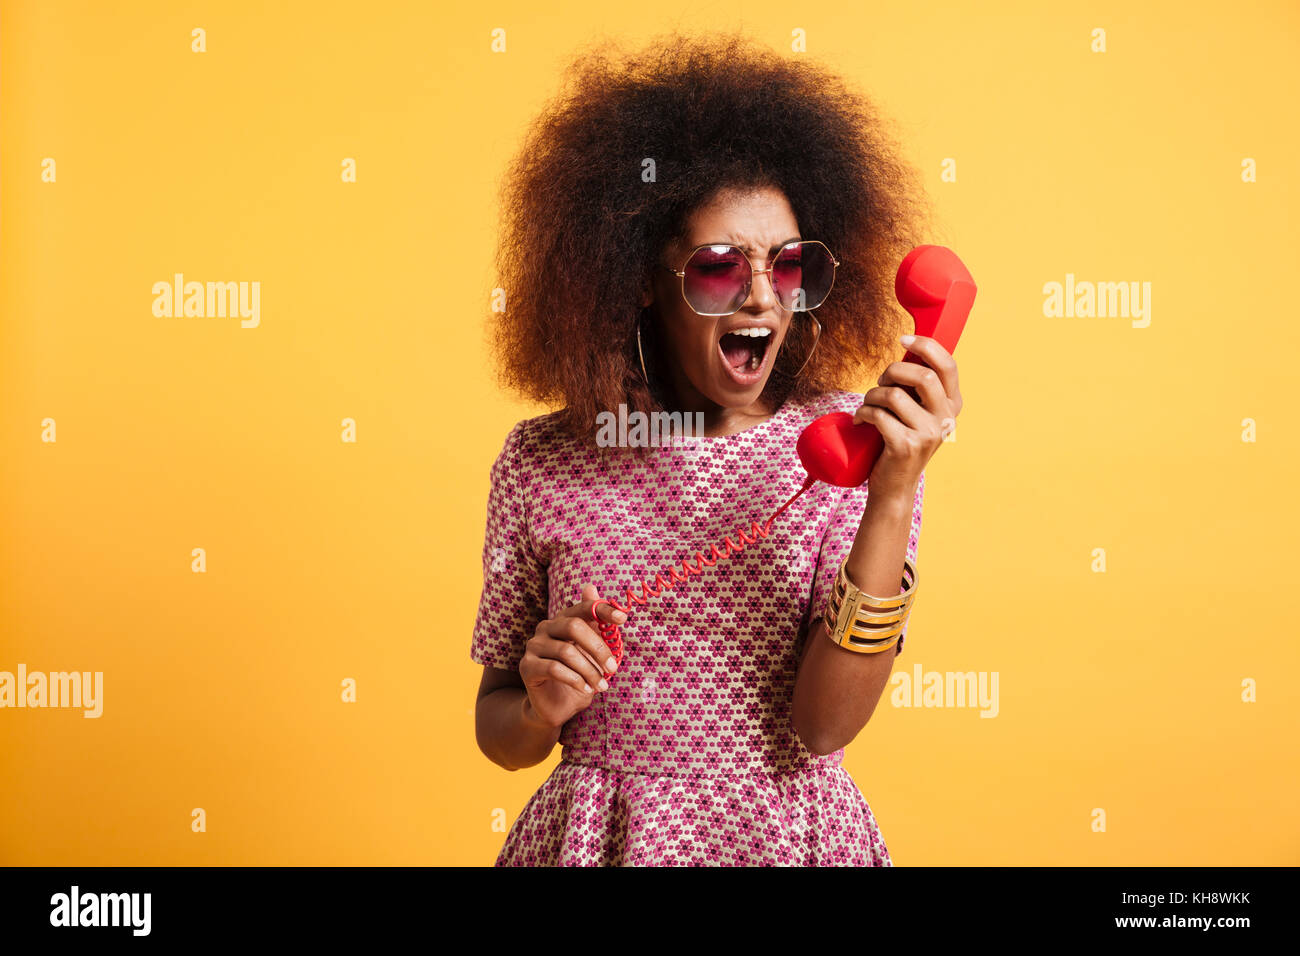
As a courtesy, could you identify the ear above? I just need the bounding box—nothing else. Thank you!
[639,273,653,309]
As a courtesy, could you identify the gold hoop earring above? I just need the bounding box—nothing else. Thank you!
[791,311,823,379]
[636,312,650,385]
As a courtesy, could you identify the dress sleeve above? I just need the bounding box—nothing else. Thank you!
[470,422,550,672]
[808,471,925,656]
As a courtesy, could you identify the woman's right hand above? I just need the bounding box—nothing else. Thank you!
[519,583,626,729]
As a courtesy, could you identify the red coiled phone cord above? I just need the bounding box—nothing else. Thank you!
[589,474,817,674]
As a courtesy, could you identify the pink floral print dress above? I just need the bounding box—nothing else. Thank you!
[471,389,924,865]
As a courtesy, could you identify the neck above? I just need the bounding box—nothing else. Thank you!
[657,368,774,437]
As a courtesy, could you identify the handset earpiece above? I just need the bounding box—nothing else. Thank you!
[796,245,977,488]
[896,244,976,363]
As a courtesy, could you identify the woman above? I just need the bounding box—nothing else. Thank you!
[471,31,963,866]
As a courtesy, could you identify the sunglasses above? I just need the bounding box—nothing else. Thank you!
[658,239,840,317]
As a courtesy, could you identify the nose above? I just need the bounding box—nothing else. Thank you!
[743,260,780,311]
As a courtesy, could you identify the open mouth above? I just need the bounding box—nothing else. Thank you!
[718,327,774,386]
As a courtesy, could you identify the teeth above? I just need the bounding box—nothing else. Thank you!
[728,328,772,338]
[748,353,760,369]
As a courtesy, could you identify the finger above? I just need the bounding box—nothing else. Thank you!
[898,335,959,398]
[877,361,949,415]
[546,614,621,675]
[520,648,594,696]
[540,657,596,696]
[559,584,602,621]
[571,643,602,673]
[534,635,607,691]
[551,634,605,681]
[562,586,628,626]
[853,402,911,449]
[560,625,605,673]
[592,600,628,629]
[859,383,929,432]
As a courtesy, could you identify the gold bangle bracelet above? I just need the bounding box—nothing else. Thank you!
[837,634,901,654]
[823,556,918,654]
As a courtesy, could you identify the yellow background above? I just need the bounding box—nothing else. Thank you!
[2,0,1297,865]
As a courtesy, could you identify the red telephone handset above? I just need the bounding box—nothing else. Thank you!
[795,244,977,487]
[589,245,976,673]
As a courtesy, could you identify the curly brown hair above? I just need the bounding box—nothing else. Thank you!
[488,28,936,446]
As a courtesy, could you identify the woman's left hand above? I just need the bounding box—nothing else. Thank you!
[852,334,963,501]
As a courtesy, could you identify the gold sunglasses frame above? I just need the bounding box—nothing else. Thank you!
[657,239,841,317]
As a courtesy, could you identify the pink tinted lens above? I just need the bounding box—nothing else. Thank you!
[772,242,834,310]
[682,245,752,315]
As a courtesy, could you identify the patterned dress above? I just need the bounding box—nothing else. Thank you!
[471,389,924,866]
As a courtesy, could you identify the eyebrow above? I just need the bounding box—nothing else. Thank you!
[713,236,803,256]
